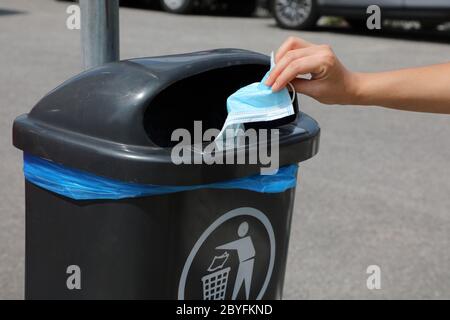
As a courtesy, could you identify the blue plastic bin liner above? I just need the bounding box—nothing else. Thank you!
[23,154,298,200]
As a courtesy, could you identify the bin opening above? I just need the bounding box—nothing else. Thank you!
[143,64,296,148]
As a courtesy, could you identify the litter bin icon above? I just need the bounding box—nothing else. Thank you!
[12,49,320,300]
[202,267,231,301]
[201,252,231,300]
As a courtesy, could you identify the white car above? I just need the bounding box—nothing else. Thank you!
[270,0,450,30]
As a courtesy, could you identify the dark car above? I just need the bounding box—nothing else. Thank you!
[58,0,258,16]
[158,0,258,15]
[268,0,450,30]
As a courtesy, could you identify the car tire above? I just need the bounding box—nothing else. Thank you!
[227,0,258,17]
[159,0,194,14]
[272,0,319,30]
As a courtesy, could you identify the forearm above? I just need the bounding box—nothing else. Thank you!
[352,63,450,114]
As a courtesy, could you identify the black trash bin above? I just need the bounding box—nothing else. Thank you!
[13,49,320,300]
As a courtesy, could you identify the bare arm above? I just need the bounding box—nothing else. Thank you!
[266,37,450,114]
[353,65,450,113]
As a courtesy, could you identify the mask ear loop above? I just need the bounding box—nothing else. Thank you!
[288,82,296,103]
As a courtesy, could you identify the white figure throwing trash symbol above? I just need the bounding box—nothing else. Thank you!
[216,221,256,300]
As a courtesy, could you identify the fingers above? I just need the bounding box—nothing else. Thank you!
[275,36,313,63]
[271,55,326,92]
[266,46,320,86]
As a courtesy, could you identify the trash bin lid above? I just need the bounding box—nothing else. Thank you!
[13,49,320,186]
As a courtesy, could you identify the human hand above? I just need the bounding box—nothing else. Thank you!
[265,37,360,105]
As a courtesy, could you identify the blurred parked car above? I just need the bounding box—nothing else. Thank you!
[268,0,450,30]
[157,0,257,15]
[58,0,258,16]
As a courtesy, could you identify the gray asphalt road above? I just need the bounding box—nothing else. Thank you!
[1,0,450,300]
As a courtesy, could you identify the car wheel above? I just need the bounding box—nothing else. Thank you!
[272,0,319,30]
[159,0,194,14]
[227,0,258,17]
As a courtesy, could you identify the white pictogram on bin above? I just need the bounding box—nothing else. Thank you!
[216,221,255,300]
[178,207,276,300]
[201,252,230,300]
[200,222,256,300]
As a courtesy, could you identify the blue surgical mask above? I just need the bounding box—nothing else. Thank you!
[216,52,295,148]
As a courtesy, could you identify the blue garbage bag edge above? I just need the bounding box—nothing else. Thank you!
[23,154,298,200]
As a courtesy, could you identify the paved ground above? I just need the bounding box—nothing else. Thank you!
[1,0,450,300]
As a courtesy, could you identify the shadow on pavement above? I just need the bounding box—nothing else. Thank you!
[267,23,450,45]
[0,8,26,16]
[319,26,450,45]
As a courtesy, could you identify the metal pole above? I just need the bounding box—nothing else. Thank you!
[80,0,120,70]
